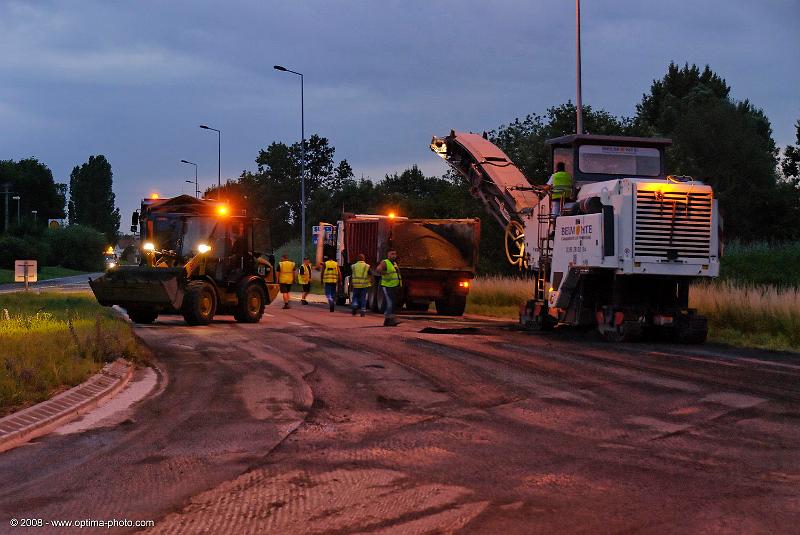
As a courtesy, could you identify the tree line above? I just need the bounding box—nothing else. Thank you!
[0,154,120,270]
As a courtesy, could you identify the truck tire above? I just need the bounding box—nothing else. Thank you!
[436,295,466,316]
[127,307,158,324]
[676,314,708,344]
[369,284,386,313]
[182,281,217,325]
[234,282,266,323]
[406,301,430,312]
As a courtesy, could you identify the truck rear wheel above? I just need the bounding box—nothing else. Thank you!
[234,283,266,323]
[436,295,466,316]
[406,301,430,312]
[182,281,217,325]
[127,307,158,324]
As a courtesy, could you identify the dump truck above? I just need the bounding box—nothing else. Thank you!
[317,214,480,316]
[431,131,721,342]
[90,194,279,325]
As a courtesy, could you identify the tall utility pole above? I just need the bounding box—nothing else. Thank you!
[274,65,306,260]
[575,0,584,135]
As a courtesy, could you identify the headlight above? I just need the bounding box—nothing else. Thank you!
[143,242,155,252]
[197,243,211,254]
[107,261,116,268]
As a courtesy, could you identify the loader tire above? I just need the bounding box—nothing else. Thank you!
[127,307,158,324]
[676,314,708,344]
[182,281,217,325]
[234,282,266,323]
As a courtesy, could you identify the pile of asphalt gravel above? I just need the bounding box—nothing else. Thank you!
[393,223,468,270]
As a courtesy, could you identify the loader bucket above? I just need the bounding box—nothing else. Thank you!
[90,267,185,310]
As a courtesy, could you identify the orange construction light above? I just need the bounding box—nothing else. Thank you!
[459,280,470,288]
[388,212,396,219]
[150,192,159,199]
[217,205,229,216]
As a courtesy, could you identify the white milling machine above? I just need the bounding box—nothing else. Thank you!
[431,131,721,342]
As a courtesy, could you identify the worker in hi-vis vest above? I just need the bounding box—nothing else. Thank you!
[298,257,313,305]
[547,161,573,216]
[349,253,371,317]
[277,254,296,309]
[321,255,341,313]
[375,249,401,327]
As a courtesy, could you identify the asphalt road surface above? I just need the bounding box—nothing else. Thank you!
[1,294,799,534]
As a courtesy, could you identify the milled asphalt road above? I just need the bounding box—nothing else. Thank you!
[1,293,799,534]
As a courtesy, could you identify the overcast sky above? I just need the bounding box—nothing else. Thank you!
[1,0,798,220]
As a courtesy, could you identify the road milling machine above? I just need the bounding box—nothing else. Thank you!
[90,195,279,325]
[431,131,721,342]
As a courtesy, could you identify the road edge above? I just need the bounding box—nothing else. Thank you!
[0,359,134,454]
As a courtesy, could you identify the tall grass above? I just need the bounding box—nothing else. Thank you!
[0,292,146,415]
[691,281,800,351]
[466,276,531,318]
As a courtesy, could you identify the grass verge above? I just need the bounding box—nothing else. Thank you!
[465,276,800,352]
[0,266,87,284]
[0,291,148,416]
[466,276,531,319]
[691,281,800,352]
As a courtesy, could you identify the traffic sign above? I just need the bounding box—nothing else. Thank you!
[14,260,37,290]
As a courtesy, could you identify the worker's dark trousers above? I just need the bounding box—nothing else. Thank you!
[324,283,337,307]
[351,287,368,312]
[382,286,397,318]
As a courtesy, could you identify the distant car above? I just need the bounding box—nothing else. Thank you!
[103,253,118,270]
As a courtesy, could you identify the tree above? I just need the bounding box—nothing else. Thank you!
[0,158,66,232]
[635,62,790,240]
[781,120,800,187]
[207,134,350,249]
[68,155,121,243]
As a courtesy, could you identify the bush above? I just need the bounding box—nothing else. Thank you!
[44,225,106,271]
[0,235,51,269]
[720,241,800,287]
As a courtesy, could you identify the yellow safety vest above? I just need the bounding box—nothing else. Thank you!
[380,259,401,288]
[350,261,371,289]
[278,260,295,284]
[551,171,573,200]
[298,264,311,284]
[323,260,339,283]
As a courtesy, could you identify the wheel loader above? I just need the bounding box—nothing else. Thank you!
[90,195,280,325]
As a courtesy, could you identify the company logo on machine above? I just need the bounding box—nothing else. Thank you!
[560,219,593,240]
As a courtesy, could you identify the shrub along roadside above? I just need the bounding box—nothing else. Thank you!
[0,291,148,416]
[0,225,106,272]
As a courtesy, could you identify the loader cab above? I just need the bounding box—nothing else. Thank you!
[545,134,672,188]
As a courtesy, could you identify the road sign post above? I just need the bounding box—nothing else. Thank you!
[14,260,37,291]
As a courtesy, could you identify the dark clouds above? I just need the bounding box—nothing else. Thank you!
[1,0,797,220]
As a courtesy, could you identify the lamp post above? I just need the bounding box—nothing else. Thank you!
[31,210,37,224]
[575,0,583,135]
[199,125,221,198]
[11,196,20,225]
[180,159,199,198]
[274,64,306,260]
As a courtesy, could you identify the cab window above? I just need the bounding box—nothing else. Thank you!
[578,145,660,176]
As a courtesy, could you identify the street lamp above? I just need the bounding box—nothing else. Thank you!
[180,159,199,198]
[31,210,37,224]
[273,64,306,259]
[11,196,20,225]
[199,125,221,198]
